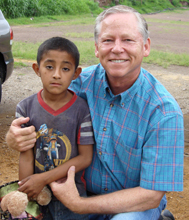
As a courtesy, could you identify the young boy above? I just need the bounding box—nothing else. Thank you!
[16,37,94,220]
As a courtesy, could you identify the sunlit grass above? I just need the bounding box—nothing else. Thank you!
[12,41,98,66]
[13,41,189,68]
[145,18,189,25]
[143,49,189,68]
[65,32,94,38]
[8,14,96,26]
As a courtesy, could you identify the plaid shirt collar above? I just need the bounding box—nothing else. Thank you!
[102,65,144,107]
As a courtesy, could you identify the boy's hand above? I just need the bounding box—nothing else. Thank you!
[6,117,36,152]
[18,174,45,199]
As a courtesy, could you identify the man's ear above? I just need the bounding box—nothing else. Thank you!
[143,38,151,57]
[32,63,40,77]
[73,67,82,80]
[95,42,99,58]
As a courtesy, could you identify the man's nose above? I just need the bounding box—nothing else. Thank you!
[111,39,124,53]
[53,69,61,78]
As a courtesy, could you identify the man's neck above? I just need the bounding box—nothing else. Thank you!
[107,73,140,95]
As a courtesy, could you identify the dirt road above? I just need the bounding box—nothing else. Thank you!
[0,9,189,219]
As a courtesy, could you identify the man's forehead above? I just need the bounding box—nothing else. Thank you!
[99,13,139,35]
[102,12,137,24]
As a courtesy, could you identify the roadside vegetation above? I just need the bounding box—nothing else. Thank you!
[1,0,188,68]
[1,0,188,19]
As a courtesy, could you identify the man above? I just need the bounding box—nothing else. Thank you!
[6,5,184,220]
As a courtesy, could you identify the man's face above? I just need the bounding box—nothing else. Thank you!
[95,13,150,87]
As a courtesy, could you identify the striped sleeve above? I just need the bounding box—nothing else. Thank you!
[77,113,94,145]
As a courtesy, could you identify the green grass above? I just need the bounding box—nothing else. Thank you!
[11,9,189,68]
[13,41,98,66]
[14,61,29,68]
[146,18,189,25]
[65,32,94,39]
[143,49,189,67]
[8,14,96,26]
[13,41,189,68]
[13,42,40,61]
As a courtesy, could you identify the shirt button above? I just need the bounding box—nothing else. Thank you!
[103,127,107,131]
[99,151,102,155]
[110,103,114,107]
[104,188,108,191]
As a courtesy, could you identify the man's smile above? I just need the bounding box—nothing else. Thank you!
[110,59,127,63]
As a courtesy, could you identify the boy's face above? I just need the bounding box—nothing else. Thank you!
[33,50,81,98]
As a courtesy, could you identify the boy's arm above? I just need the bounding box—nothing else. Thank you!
[19,149,34,181]
[43,144,93,184]
[18,144,93,198]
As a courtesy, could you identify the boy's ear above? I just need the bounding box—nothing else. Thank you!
[73,67,82,80]
[32,63,40,77]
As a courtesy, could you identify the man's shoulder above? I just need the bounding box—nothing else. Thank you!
[140,68,182,115]
[81,63,104,78]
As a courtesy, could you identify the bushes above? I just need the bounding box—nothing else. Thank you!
[0,0,102,18]
[0,0,187,18]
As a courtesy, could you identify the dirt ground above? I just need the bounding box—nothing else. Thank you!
[0,9,189,219]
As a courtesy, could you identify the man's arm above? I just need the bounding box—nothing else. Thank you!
[6,117,36,152]
[18,144,93,198]
[50,166,166,214]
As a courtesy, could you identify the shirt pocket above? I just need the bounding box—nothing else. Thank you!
[104,142,142,189]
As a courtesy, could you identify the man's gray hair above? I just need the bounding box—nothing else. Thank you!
[94,5,149,43]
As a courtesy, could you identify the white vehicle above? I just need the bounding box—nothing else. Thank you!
[0,9,14,102]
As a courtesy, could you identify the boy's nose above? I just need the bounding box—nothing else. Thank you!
[53,69,61,78]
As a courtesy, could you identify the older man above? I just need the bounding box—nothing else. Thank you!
[6,5,183,220]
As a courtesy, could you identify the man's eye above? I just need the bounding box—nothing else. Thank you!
[105,39,112,42]
[102,39,112,43]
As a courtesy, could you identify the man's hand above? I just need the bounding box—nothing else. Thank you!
[18,174,45,199]
[6,117,36,152]
[50,166,81,212]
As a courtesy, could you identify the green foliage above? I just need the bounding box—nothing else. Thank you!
[108,0,187,14]
[171,0,182,7]
[0,0,102,19]
[0,0,28,18]
[24,0,42,17]
[1,0,188,19]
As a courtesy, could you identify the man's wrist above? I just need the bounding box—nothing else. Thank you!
[70,196,87,214]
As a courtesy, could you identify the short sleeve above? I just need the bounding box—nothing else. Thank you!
[140,113,184,191]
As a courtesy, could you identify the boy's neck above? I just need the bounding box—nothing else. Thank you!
[41,89,73,111]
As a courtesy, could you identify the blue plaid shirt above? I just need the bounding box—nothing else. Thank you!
[70,64,184,195]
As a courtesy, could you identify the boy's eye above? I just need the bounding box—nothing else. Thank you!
[63,67,70,71]
[46,65,53,70]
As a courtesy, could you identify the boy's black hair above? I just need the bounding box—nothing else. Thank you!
[37,37,80,69]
